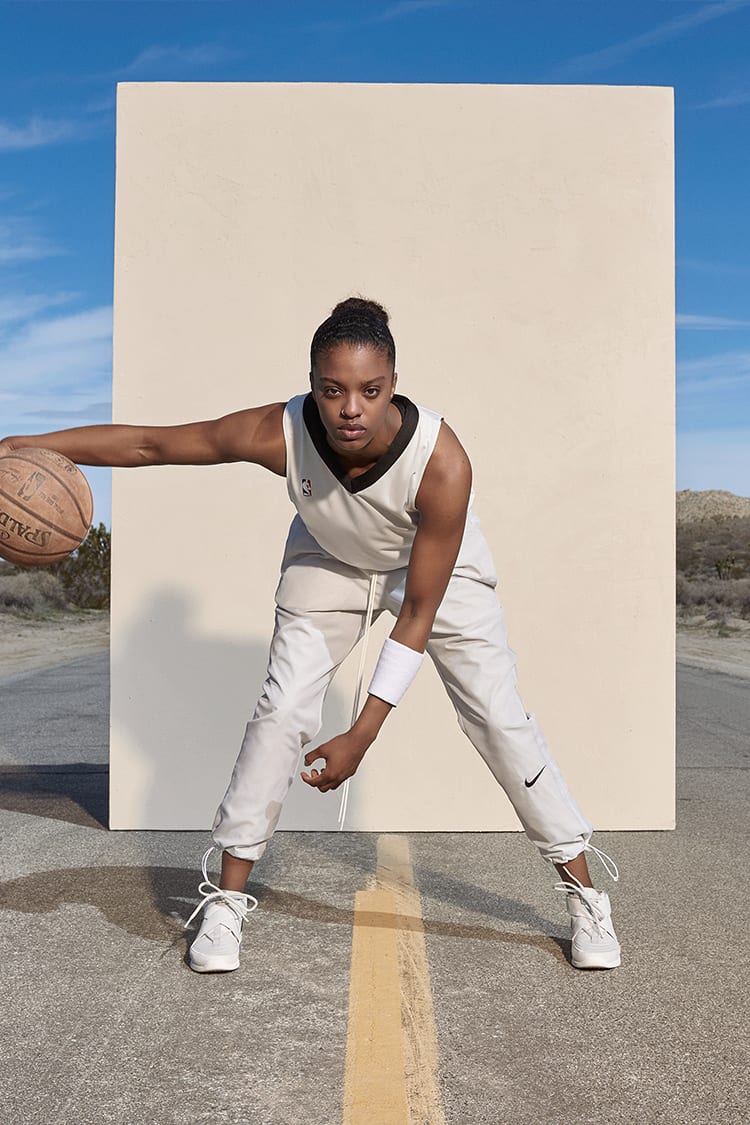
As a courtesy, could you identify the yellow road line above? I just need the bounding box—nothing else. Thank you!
[343,836,446,1125]
[377,836,446,1125]
[343,887,409,1124]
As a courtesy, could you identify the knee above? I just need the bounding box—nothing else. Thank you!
[250,691,324,746]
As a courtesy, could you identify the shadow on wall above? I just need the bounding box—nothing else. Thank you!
[108,587,365,835]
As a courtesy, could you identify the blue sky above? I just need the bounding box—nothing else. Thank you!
[1,0,749,528]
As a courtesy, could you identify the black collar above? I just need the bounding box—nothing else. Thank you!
[302,393,419,494]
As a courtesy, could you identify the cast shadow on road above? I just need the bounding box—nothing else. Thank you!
[0,861,570,966]
[0,763,108,829]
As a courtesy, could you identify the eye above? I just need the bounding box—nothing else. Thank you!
[364,386,381,397]
[322,387,340,398]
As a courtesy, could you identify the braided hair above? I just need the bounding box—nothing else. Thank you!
[310,297,396,373]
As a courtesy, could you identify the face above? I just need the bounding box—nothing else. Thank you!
[310,344,397,454]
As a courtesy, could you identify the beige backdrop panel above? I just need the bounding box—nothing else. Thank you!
[110,82,674,835]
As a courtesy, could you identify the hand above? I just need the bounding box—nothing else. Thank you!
[300,730,370,792]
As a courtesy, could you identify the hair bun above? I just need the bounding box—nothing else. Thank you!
[330,296,389,325]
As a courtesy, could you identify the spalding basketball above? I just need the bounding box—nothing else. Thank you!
[0,448,94,567]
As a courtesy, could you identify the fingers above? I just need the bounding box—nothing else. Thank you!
[300,766,342,792]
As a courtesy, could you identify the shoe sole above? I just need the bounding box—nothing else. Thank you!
[188,954,239,972]
[189,953,240,973]
[571,948,621,970]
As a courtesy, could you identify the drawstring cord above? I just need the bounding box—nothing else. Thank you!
[183,845,258,930]
[553,841,619,938]
[555,839,619,892]
[337,571,378,830]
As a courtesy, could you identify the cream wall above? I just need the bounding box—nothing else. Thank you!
[110,82,674,834]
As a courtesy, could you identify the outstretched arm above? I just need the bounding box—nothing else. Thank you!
[301,422,472,791]
[0,401,288,475]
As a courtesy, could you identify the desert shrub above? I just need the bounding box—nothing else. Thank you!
[0,570,69,613]
[0,524,111,611]
[50,523,111,609]
[677,518,750,578]
[677,575,750,619]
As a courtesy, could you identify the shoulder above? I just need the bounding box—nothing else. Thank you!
[416,421,472,515]
[211,401,287,474]
[424,420,472,481]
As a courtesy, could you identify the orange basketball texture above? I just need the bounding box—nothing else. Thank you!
[0,448,94,567]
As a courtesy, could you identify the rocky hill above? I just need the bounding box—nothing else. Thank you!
[677,489,750,524]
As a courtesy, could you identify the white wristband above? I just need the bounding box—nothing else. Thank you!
[368,638,424,707]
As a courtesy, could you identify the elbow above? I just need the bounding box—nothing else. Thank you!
[133,433,161,466]
[398,598,434,637]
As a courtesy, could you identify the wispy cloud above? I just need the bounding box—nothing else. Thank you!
[553,0,750,77]
[23,401,111,422]
[677,349,750,394]
[0,292,78,332]
[116,42,243,78]
[307,0,463,34]
[698,82,750,109]
[680,257,750,277]
[83,94,117,115]
[370,0,461,24]
[0,307,112,410]
[677,313,750,330]
[0,115,97,152]
[0,217,62,264]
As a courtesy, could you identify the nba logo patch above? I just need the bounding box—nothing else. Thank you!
[301,478,313,497]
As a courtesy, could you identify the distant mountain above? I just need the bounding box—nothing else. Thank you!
[677,490,750,524]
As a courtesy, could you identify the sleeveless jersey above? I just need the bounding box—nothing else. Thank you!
[282,392,496,583]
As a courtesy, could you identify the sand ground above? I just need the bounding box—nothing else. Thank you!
[2,609,749,679]
[0,610,110,677]
[676,615,750,680]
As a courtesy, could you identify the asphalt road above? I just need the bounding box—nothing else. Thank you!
[1,656,748,1124]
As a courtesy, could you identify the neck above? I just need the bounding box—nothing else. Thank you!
[327,400,403,474]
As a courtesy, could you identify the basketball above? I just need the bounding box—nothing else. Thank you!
[0,447,94,567]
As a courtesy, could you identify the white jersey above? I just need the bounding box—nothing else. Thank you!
[282,392,496,583]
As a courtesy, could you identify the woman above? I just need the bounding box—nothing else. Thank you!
[0,297,620,973]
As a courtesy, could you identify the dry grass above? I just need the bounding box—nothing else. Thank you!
[677,517,750,625]
[0,570,70,616]
[0,524,110,617]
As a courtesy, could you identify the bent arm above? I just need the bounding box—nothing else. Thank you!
[300,422,474,791]
[353,422,472,742]
[389,423,472,652]
[0,402,287,475]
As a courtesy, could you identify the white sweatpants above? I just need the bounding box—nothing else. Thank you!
[211,527,593,865]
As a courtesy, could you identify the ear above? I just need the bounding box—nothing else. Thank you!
[391,371,398,397]
[309,370,314,391]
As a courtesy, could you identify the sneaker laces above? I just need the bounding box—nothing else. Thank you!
[553,841,619,939]
[184,846,258,931]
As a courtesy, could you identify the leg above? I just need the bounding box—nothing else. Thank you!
[422,574,620,968]
[554,852,593,888]
[188,600,368,971]
[211,601,368,864]
[424,575,594,866]
[221,852,255,892]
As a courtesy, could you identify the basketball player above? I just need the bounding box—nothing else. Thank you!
[0,298,620,973]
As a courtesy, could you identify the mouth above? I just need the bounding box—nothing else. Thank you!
[336,425,366,442]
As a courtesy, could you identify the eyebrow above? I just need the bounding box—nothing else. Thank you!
[319,376,387,388]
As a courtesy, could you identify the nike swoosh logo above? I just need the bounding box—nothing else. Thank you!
[524,766,546,788]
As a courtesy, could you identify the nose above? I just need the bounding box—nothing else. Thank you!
[340,394,362,419]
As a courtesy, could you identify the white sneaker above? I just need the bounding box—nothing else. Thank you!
[554,841,621,970]
[565,886,621,970]
[184,847,258,973]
